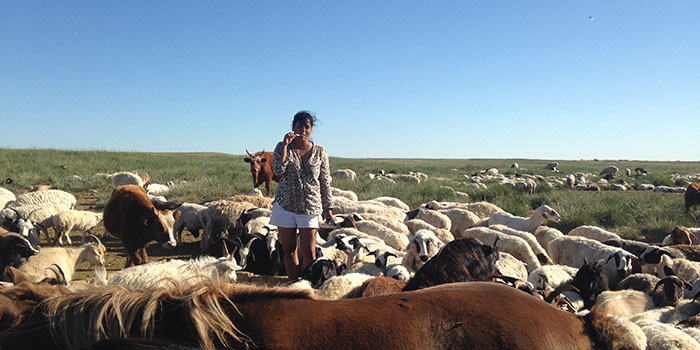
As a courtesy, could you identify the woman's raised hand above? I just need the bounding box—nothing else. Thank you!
[283,132,296,145]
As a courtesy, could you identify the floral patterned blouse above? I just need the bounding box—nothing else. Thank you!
[272,141,332,215]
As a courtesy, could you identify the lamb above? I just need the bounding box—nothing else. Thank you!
[569,225,622,242]
[405,208,452,232]
[106,255,242,289]
[402,229,444,273]
[489,224,552,265]
[594,290,654,319]
[528,265,577,290]
[50,210,103,245]
[354,220,408,251]
[330,187,358,201]
[112,171,145,187]
[18,238,105,283]
[461,227,541,268]
[535,226,564,256]
[634,319,700,350]
[371,246,410,281]
[173,203,207,244]
[488,205,561,233]
[403,219,454,243]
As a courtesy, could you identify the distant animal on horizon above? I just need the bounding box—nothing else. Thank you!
[244,149,279,196]
[103,185,180,268]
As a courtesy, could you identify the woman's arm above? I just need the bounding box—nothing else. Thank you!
[319,146,333,220]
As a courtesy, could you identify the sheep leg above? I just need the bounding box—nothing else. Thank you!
[62,224,74,245]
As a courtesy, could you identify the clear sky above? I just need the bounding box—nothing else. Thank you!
[2,1,698,160]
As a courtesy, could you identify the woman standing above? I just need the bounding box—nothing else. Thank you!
[270,111,333,280]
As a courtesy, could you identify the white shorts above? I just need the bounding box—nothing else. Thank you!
[269,202,320,229]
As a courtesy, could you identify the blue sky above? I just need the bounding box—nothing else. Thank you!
[2,1,698,160]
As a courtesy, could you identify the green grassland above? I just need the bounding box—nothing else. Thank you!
[1,148,698,242]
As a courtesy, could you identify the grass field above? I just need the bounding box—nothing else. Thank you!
[2,148,699,243]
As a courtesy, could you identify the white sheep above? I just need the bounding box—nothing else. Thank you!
[651,255,700,281]
[146,183,170,196]
[489,224,552,265]
[200,200,256,251]
[569,225,622,242]
[355,213,410,235]
[354,220,409,251]
[0,187,15,210]
[402,229,444,273]
[372,247,411,281]
[329,188,357,202]
[403,219,454,244]
[51,210,103,245]
[461,227,541,268]
[19,240,105,283]
[594,290,655,319]
[436,208,481,237]
[488,205,561,233]
[528,265,577,290]
[332,197,406,222]
[548,236,635,288]
[495,252,528,281]
[173,203,207,243]
[112,171,145,187]
[405,208,451,232]
[330,169,357,181]
[315,272,373,300]
[634,319,700,350]
[370,196,410,211]
[107,255,242,289]
[6,189,76,209]
[535,226,564,257]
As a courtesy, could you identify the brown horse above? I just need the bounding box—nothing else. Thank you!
[0,281,644,350]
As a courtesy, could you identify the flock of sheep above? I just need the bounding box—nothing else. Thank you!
[2,164,700,349]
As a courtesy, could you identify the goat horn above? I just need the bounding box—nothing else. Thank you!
[545,284,581,304]
[222,239,230,258]
[692,290,700,303]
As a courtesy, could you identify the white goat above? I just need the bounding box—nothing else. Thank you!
[488,205,561,233]
[106,255,242,289]
[19,239,105,283]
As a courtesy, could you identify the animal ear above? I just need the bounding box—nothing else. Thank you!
[387,251,397,258]
[173,210,181,220]
[244,158,251,162]
[664,265,676,277]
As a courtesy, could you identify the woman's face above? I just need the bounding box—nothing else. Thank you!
[293,119,313,141]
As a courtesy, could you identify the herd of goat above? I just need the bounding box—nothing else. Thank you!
[1,168,700,349]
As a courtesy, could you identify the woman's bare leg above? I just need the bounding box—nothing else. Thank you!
[298,228,318,271]
[279,227,300,280]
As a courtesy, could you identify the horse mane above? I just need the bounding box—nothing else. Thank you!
[39,282,312,349]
